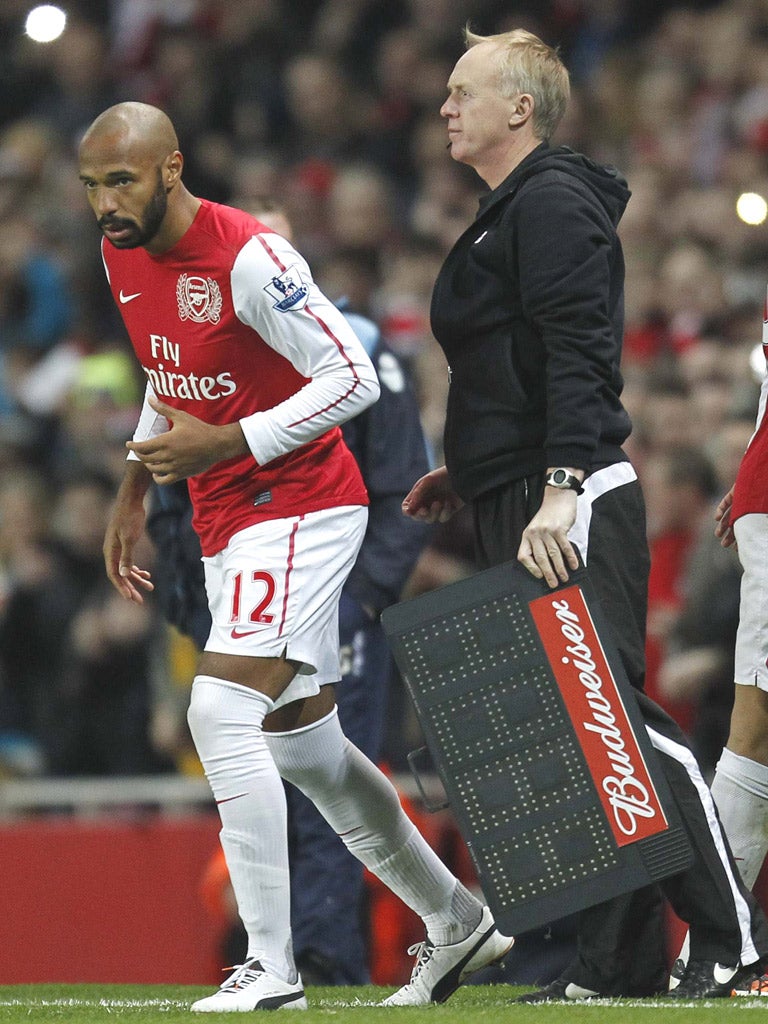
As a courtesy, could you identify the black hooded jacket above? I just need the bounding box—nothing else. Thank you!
[431,142,633,501]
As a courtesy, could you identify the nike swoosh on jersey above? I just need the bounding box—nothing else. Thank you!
[119,289,142,303]
[230,627,261,639]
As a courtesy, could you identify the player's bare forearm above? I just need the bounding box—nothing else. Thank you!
[105,461,155,602]
[126,395,249,483]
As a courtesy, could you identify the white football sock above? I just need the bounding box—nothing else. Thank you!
[265,707,482,946]
[712,746,768,890]
[187,675,295,981]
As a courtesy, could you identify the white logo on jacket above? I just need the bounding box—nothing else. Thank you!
[177,275,223,324]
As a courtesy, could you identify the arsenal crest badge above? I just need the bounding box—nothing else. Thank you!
[177,274,223,324]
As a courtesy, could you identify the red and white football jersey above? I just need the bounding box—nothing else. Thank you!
[102,199,378,555]
[732,289,768,522]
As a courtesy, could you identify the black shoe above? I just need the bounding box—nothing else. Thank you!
[295,950,339,986]
[514,978,603,1003]
[664,959,752,999]
[667,956,686,990]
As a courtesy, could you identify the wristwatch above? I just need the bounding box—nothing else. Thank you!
[545,468,584,495]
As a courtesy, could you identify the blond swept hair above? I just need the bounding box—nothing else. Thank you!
[464,27,570,140]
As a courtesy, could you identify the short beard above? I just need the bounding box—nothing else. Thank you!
[101,169,168,249]
[137,170,168,246]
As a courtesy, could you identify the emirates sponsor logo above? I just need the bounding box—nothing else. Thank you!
[530,586,667,846]
[141,332,236,401]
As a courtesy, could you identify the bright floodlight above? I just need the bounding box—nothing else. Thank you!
[25,5,67,43]
[737,191,768,226]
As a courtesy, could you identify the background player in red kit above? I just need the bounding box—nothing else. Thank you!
[78,102,512,1011]
[701,291,768,993]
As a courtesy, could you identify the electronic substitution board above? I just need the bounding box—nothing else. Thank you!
[381,561,693,936]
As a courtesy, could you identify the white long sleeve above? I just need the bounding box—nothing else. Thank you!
[230,232,379,465]
[126,381,170,462]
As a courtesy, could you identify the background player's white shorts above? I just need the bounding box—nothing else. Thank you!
[734,513,768,690]
[202,505,367,709]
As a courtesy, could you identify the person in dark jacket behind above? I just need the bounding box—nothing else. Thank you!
[146,236,433,984]
[401,25,768,1002]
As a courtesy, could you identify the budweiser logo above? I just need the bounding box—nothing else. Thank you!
[530,586,667,846]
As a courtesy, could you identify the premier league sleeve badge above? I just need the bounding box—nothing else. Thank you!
[264,265,310,312]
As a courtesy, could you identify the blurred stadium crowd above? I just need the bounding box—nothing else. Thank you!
[0,0,767,781]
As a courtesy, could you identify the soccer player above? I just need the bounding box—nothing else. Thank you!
[145,195,435,985]
[689,291,768,996]
[77,102,512,1011]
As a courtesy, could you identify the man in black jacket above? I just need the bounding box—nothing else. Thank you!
[403,26,768,1000]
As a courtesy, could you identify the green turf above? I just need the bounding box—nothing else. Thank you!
[0,984,767,1022]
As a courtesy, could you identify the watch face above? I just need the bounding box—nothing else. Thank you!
[551,469,567,485]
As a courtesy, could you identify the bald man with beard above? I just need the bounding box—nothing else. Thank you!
[78,103,512,1011]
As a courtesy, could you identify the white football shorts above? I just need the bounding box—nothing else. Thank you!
[202,505,367,708]
[734,513,768,691]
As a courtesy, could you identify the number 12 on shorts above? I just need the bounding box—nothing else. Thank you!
[229,570,277,625]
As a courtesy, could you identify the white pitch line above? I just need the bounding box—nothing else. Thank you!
[0,998,188,1009]
[2,994,768,1011]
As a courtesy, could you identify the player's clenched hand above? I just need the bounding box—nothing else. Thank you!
[126,395,249,483]
[518,489,580,588]
[402,466,464,523]
[714,485,736,548]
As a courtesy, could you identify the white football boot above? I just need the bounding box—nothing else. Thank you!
[381,906,514,1005]
[191,956,307,1012]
